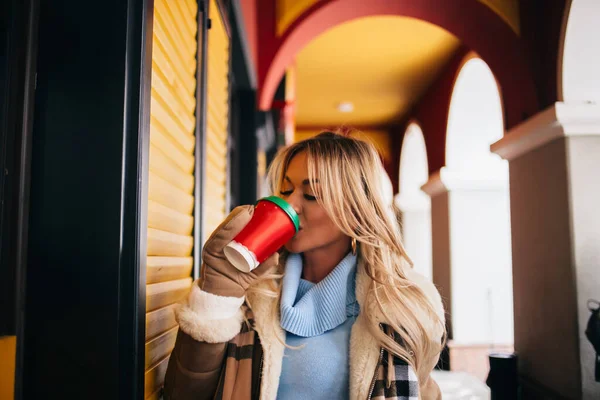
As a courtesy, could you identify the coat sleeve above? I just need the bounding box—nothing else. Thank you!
[163,281,246,400]
[164,331,227,400]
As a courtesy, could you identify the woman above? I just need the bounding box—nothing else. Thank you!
[164,132,446,400]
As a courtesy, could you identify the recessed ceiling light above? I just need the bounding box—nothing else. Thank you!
[337,102,354,113]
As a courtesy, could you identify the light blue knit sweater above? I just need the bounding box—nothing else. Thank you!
[276,252,359,399]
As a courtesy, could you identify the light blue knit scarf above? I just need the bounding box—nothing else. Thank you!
[280,252,359,337]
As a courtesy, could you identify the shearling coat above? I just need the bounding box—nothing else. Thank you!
[164,257,445,400]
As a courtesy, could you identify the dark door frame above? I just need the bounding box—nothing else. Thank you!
[0,0,38,397]
[194,0,209,279]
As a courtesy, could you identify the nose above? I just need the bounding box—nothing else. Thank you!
[286,189,303,216]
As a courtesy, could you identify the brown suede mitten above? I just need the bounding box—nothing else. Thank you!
[199,205,280,298]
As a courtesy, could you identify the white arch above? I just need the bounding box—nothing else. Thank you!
[396,122,432,280]
[445,56,513,348]
[380,166,394,207]
[559,0,600,103]
[397,123,430,210]
[446,58,506,181]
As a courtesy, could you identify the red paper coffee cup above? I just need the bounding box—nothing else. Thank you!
[224,196,300,272]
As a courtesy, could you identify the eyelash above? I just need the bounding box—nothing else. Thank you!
[279,190,317,201]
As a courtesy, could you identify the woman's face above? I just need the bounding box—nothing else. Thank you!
[279,151,349,254]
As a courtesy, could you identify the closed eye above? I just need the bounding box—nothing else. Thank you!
[280,190,317,201]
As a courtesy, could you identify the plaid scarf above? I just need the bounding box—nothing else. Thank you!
[369,328,419,400]
[213,309,419,400]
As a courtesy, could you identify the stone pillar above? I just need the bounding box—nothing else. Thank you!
[421,177,452,329]
[491,102,600,399]
[423,168,514,379]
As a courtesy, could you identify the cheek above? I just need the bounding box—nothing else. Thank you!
[283,208,329,249]
[304,207,341,237]
[304,207,329,229]
[283,215,345,253]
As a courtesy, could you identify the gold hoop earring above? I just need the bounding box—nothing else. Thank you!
[351,237,357,256]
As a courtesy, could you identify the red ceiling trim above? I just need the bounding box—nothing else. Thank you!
[257,0,539,130]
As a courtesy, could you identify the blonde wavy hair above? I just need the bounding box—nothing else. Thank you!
[248,131,445,382]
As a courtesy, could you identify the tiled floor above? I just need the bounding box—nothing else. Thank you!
[431,370,491,400]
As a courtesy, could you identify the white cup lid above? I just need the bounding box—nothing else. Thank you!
[224,240,260,273]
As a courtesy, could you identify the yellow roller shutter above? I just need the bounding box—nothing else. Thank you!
[204,0,230,238]
[145,0,197,398]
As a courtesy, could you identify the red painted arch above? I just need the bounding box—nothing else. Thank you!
[258,0,539,129]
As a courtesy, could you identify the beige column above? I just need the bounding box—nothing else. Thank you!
[422,174,452,335]
[491,102,600,399]
[422,168,514,380]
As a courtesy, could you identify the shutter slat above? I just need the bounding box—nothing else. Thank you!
[146,304,178,340]
[152,46,176,85]
[163,0,197,52]
[206,144,226,171]
[155,0,196,73]
[206,162,226,184]
[205,190,225,212]
[207,81,228,116]
[206,177,226,193]
[151,74,196,135]
[207,64,228,92]
[145,326,178,369]
[205,196,225,215]
[144,355,170,396]
[207,112,227,137]
[156,0,196,52]
[153,28,195,93]
[148,200,194,236]
[207,61,228,93]
[147,257,193,284]
[146,278,192,312]
[149,172,194,215]
[152,63,196,113]
[205,181,226,200]
[151,93,195,144]
[207,105,228,136]
[205,191,226,212]
[147,228,193,257]
[150,119,195,173]
[206,127,227,157]
[207,56,228,81]
[151,70,196,134]
[147,389,161,400]
[205,214,224,233]
[174,1,197,39]
[154,8,195,79]
[149,145,194,193]
[154,63,196,112]
[207,113,228,139]
[184,0,197,16]
[152,44,195,100]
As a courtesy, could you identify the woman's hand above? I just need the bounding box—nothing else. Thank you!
[199,205,280,298]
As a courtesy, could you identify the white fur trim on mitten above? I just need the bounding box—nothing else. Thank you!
[176,283,245,343]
